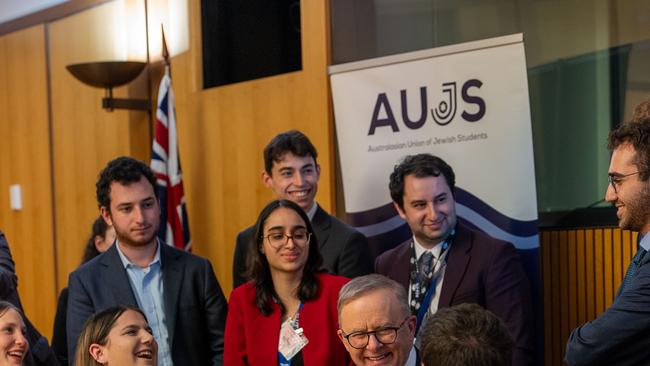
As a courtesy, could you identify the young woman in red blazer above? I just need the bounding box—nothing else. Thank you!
[225,200,351,366]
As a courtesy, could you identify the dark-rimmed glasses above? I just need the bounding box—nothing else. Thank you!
[263,231,311,249]
[341,317,410,349]
[608,171,642,193]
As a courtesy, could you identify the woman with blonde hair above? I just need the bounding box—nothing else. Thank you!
[74,306,157,366]
[0,301,28,366]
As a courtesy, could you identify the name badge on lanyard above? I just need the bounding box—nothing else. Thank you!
[278,303,308,364]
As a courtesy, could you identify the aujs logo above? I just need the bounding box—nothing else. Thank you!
[368,79,486,135]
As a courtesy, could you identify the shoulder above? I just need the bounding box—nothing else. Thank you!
[457,224,515,253]
[376,240,410,262]
[236,226,255,242]
[315,273,350,299]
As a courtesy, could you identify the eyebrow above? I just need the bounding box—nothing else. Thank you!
[266,225,307,232]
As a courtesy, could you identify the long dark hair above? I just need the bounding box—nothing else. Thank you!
[245,200,323,316]
[82,217,111,264]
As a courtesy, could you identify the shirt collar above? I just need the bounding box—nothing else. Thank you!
[116,239,161,269]
[306,202,318,221]
[412,229,454,260]
[640,233,650,252]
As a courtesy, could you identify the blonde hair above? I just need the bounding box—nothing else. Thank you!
[74,306,147,366]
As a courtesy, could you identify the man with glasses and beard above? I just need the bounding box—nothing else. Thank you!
[566,121,650,365]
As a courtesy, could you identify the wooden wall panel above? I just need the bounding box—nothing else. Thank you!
[170,0,334,293]
[0,25,57,337]
[48,1,151,291]
[541,227,637,366]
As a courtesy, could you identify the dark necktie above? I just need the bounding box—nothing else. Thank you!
[419,251,434,280]
[621,248,647,292]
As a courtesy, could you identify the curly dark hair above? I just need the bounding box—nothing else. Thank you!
[419,303,513,366]
[608,121,650,181]
[96,156,158,212]
[263,130,318,175]
[389,153,455,209]
[245,200,324,316]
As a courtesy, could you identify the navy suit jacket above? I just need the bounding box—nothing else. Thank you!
[66,243,228,366]
[0,231,59,366]
[232,205,372,287]
[565,247,650,365]
[375,223,535,366]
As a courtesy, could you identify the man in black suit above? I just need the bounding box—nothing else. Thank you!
[232,130,372,288]
[565,121,650,365]
[66,157,227,366]
[374,154,534,366]
[0,231,59,366]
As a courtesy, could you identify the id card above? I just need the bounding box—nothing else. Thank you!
[278,318,309,360]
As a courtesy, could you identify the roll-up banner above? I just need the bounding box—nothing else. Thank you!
[329,34,539,288]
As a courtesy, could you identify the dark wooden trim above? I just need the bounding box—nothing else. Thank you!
[0,0,113,36]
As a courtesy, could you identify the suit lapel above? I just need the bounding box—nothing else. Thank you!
[438,226,472,308]
[161,244,183,347]
[391,241,412,290]
[100,245,138,306]
[311,206,331,251]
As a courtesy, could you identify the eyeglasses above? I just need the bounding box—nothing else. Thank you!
[341,317,410,349]
[608,171,642,193]
[263,231,311,248]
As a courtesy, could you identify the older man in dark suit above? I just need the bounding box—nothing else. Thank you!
[232,130,372,288]
[375,153,534,366]
[0,231,59,366]
[66,157,227,366]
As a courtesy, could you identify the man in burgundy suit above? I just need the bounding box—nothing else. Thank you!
[374,153,534,366]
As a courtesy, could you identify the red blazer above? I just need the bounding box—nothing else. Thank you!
[225,273,351,366]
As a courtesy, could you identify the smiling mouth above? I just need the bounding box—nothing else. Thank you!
[135,350,154,359]
[7,350,25,360]
[365,352,390,363]
[288,189,310,198]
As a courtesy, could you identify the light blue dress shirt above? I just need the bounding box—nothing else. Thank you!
[116,240,173,366]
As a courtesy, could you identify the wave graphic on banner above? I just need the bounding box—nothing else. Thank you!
[347,187,538,257]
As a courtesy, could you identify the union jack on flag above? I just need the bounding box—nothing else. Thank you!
[151,66,191,251]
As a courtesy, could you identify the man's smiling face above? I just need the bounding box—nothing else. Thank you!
[263,152,320,212]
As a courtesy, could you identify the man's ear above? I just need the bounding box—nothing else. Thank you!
[100,207,113,226]
[393,201,407,220]
[262,170,273,188]
[336,329,345,343]
[89,344,107,364]
[315,164,321,180]
[406,315,417,337]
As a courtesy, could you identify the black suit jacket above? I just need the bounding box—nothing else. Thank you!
[565,246,650,366]
[67,243,228,366]
[0,231,59,366]
[232,205,372,288]
[375,223,535,366]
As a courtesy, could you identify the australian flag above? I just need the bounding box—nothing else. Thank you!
[151,66,191,251]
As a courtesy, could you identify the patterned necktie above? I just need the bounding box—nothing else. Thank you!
[419,251,435,280]
[621,248,647,292]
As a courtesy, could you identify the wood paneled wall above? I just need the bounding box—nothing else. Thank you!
[48,0,151,293]
[170,0,335,292]
[540,227,637,366]
[0,25,57,337]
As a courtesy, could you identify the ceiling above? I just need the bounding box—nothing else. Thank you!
[0,0,68,24]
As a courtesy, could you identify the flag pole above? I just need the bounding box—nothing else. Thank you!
[162,25,171,72]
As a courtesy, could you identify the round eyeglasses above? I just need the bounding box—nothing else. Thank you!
[263,231,311,249]
[342,317,410,349]
[608,171,642,194]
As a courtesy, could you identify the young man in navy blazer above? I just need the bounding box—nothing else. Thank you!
[67,157,227,366]
[566,121,650,365]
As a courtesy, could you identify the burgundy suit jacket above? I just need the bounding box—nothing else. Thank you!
[374,223,535,366]
[224,273,351,366]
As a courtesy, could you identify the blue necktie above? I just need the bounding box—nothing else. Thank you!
[621,248,647,292]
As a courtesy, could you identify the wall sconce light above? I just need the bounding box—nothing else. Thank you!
[66,61,150,111]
